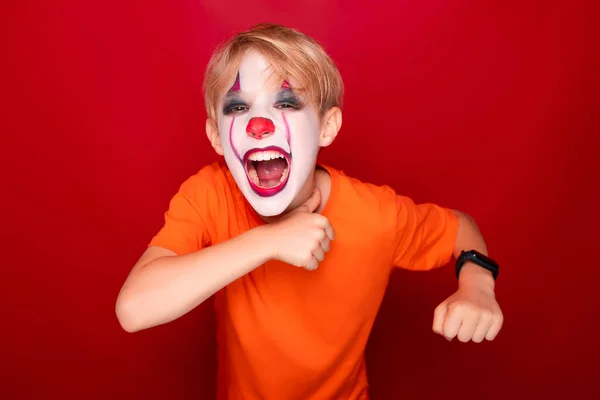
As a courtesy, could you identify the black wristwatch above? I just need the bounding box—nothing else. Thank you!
[455,250,499,280]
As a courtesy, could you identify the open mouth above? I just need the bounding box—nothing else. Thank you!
[243,146,291,197]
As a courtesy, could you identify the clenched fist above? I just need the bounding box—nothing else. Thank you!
[266,188,335,270]
[432,284,504,343]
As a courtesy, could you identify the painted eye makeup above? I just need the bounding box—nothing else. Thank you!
[222,96,249,115]
[274,90,304,110]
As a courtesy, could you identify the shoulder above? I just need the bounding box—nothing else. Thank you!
[176,161,239,210]
[323,164,400,207]
[180,161,230,190]
[321,164,401,227]
[178,161,234,194]
[327,166,449,220]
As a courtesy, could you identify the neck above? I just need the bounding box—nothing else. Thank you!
[289,169,319,211]
[259,166,329,223]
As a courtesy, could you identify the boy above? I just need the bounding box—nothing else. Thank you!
[116,23,503,400]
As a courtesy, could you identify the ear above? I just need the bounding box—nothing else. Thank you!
[318,107,342,148]
[206,119,224,156]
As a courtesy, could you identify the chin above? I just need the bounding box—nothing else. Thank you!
[244,186,295,217]
[224,148,308,218]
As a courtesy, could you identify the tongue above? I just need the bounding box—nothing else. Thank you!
[255,158,287,181]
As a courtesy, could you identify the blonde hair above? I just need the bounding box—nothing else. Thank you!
[203,23,344,122]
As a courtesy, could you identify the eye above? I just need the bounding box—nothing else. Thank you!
[223,103,249,115]
[275,103,295,109]
[274,99,303,110]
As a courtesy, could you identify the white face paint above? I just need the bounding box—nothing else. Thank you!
[216,52,321,217]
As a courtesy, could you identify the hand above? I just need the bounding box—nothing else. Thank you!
[267,188,335,270]
[432,281,504,343]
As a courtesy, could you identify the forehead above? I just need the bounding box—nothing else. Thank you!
[234,51,279,93]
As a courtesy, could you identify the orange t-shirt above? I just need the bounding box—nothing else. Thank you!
[149,161,458,400]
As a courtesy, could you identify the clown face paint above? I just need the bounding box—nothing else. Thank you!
[216,52,321,217]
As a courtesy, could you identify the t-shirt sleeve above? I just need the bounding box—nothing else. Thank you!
[148,175,213,255]
[392,194,459,271]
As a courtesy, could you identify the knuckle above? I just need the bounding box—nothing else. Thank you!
[448,302,465,313]
[481,310,493,321]
[314,229,326,241]
[495,313,504,325]
[315,214,328,226]
[460,303,479,316]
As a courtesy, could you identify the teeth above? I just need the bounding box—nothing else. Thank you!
[248,150,285,162]
[248,167,259,185]
[247,166,289,187]
[280,167,288,183]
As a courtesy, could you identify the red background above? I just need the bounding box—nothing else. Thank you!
[3,1,599,398]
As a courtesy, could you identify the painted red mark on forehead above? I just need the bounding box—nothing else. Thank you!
[281,80,291,89]
[230,73,241,92]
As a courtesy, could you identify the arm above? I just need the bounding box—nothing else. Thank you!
[452,211,495,292]
[432,210,503,343]
[390,192,503,342]
[116,187,330,333]
[115,225,272,333]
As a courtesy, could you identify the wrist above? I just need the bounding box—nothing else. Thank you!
[248,225,278,263]
[458,262,495,292]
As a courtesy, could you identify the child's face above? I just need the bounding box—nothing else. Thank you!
[215,52,323,217]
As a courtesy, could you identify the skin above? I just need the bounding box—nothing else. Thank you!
[116,54,503,343]
[115,81,341,333]
[214,51,335,217]
[436,216,503,342]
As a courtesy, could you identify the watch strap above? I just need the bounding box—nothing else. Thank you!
[456,250,499,280]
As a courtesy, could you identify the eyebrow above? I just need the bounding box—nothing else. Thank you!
[221,87,303,110]
[276,87,302,103]
[224,91,244,101]
[222,92,247,113]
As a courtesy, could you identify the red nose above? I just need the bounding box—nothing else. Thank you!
[246,117,275,139]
